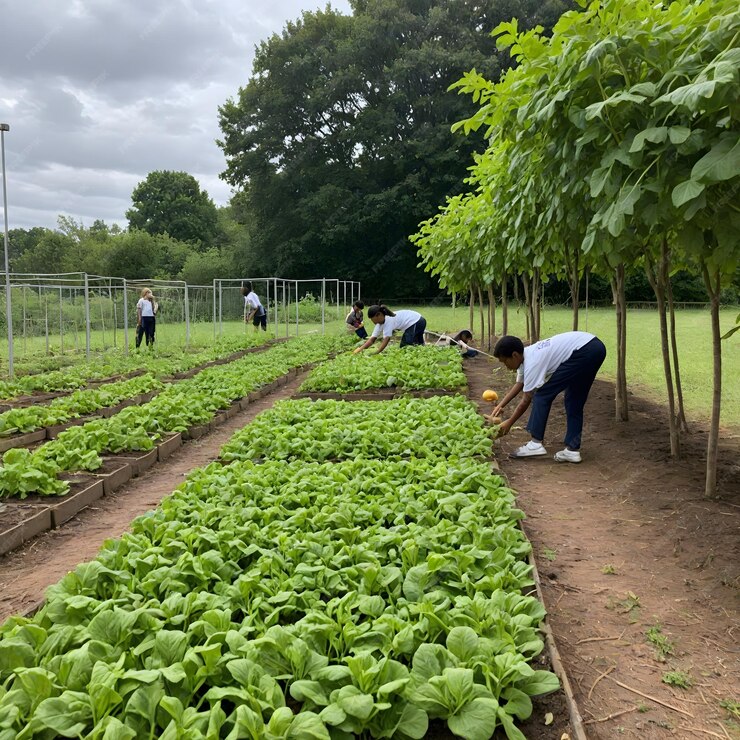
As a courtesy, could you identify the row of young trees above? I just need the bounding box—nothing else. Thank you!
[412,0,739,496]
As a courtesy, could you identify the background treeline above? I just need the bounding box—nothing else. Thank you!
[9,0,739,304]
[9,214,736,303]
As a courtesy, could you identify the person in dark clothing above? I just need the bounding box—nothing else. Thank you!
[346,301,368,339]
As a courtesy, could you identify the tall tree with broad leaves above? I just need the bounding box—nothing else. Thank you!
[217,0,572,299]
[126,171,219,249]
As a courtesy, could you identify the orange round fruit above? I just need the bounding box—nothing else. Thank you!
[482,389,498,402]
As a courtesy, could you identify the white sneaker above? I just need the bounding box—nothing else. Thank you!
[510,441,547,459]
[554,449,582,464]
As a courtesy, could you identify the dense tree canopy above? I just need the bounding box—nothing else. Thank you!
[218,0,572,299]
[126,170,219,248]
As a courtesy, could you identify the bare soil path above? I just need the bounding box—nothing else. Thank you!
[0,371,306,621]
[465,356,740,739]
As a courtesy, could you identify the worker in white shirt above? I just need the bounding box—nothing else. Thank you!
[353,305,426,355]
[490,332,606,463]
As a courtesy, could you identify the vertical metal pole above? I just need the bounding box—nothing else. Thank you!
[110,280,117,348]
[59,285,64,354]
[282,280,288,338]
[295,280,299,337]
[44,289,49,354]
[218,279,223,338]
[336,279,340,321]
[83,273,91,358]
[99,283,106,349]
[212,279,217,340]
[122,278,129,355]
[358,281,361,303]
[0,126,12,377]
[273,278,278,331]
[321,277,326,334]
[184,282,190,346]
[22,285,26,356]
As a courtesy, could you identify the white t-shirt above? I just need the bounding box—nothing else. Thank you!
[137,297,154,318]
[517,331,595,392]
[371,310,422,339]
[244,291,264,314]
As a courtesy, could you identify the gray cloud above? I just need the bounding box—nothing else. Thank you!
[0,0,352,230]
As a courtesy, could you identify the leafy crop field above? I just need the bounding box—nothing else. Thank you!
[0,414,557,738]
[0,333,273,402]
[221,396,492,463]
[0,335,350,499]
[300,347,466,393]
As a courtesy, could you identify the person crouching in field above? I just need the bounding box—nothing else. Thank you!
[346,301,368,339]
[242,282,267,331]
[135,288,157,349]
[353,305,426,355]
[490,331,606,463]
[434,329,479,358]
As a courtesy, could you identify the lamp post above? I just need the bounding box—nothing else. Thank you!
[0,123,12,378]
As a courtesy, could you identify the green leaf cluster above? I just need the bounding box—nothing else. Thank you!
[221,396,492,463]
[300,346,466,393]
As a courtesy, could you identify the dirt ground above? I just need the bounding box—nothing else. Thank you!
[0,373,306,620]
[465,356,740,739]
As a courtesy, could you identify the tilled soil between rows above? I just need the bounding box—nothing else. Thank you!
[464,355,740,739]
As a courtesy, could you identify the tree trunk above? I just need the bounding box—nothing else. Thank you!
[522,276,531,343]
[487,283,496,349]
[513,274,520,305]
[645,244,680,458]
[533,268,541,341]
[469,286,474,331]
[477,283,485,349]
[667,276,689,433]
[609,267,628,422]
[501,276,508,336]
[702,264,721,498]
[571,250,580,331]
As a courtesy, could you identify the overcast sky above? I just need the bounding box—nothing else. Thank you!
[0,0,352,231]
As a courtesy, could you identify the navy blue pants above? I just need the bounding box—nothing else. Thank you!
[252,310,267,330]
[355,326,368,340]
[527,337,606,450]
[136,316,155,348]
[400,318,426,347]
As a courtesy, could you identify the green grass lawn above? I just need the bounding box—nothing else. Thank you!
[415,304,740,428]
[1,304,737,427]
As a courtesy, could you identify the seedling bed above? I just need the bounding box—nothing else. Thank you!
[46,415,102,440]
[0,429,47,453]
[0,502,52,556]
[50,475,105,528]
[293,387,465,401]
[104,448,158,477]
[91,460,132,495]
[156,432,183,462]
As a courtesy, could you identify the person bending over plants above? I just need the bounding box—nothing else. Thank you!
[490,331,606,463]
[353,305,426,355]
[346,300,368,340]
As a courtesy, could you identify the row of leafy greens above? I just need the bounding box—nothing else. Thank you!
[0,455,558,739]
[0,335,351,498]
[0,332,272,403]
[299,347,466,393]
[221,396,492,463]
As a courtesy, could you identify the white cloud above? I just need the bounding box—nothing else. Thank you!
[0,0,352,230]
